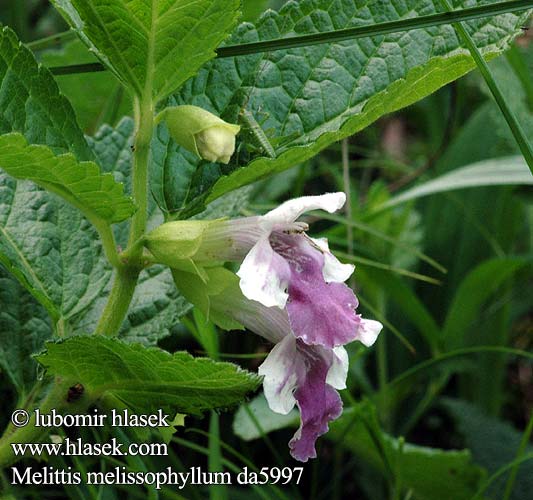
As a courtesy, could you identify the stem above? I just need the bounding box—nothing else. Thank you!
[0,379,88,468]
[95,96,154,336]
[94,267,138,336]
[502,410,533,500]
[437,0,533,174]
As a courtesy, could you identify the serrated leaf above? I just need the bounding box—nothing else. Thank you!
[51,0,241,101]
[0,173,111,328]
[0,133,135,224]
[0,26,92,160]
[0,266,52,394]
[36,336,262,415]
[0,26,111,327]
[158,0,529,216]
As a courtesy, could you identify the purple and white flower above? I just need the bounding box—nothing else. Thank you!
[192,192,381,350]
[154,193,383,461]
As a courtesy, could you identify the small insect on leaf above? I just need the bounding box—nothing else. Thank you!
[240,109,277,159]
[67,383,85,403]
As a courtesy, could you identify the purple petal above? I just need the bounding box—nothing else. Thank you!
[289,341,343,462]
[270,232,360,348]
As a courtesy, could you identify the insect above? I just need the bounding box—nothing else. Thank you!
[67,383,85,403]
[239,108,277,159]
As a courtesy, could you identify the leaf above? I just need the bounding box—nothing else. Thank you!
[0,173,111,328]
[36,336,262,415]
[0,266,52,394]
[442,257,530,350]
[38,39,132,134]
[0,26,92,160]
[382,157,533,210]
[442,398,533,500]
[327,400,486,500]
[233,393,299,441]
[0,26,111,326]
[51,0,241,101]
[0,133,135,225]
[158,0,529,216]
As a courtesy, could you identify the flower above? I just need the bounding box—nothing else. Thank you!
[172,266,382,462]
[147,192,380,349]
[147,193,383,461]
[158,105,240,164]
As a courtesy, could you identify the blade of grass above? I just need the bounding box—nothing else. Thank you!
[318,211,447,274]
[502,410,533,500]
[47,1,533,75]
[172,436,290,500]
[387,346,533,390]
[357,293,416,355]
[473,452,533,500]
[437,0,533,174]
[335,251,441,285]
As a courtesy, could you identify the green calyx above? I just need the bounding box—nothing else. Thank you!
[144,220,217,266]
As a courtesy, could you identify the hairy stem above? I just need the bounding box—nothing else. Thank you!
[95,97,154,336]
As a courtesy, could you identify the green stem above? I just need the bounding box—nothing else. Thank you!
[47,1,533,75]
[95,96,154,336]
[0,379,88,468]
[502,410,533,500]
[437,0,533,174]
[94,267,138,336]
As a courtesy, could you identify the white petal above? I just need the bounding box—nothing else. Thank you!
[358,318,383,347]
[326,346,349,390]
[310,237,354,283]
[259,335,301,414]
[264,192,346,225]
[237,236,291,308]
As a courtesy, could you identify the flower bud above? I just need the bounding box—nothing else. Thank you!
[159,105,240,164]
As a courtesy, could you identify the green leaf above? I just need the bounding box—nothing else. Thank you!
[0,173,110,328]
[233,394,299,442]
[442,398,533,500]
[0,133,135,225]
[158,0,529,216]
[327,400,486,500]
[36,336,262,415]
[0,26,92,160]
[38,39,131,134]
[442,257,530,350]
[382,157,533,210]
[0,26,112,327]
[51,0,241,101]
[0,266,52,394]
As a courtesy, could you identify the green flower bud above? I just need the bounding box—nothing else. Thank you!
[159,105,240,164]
